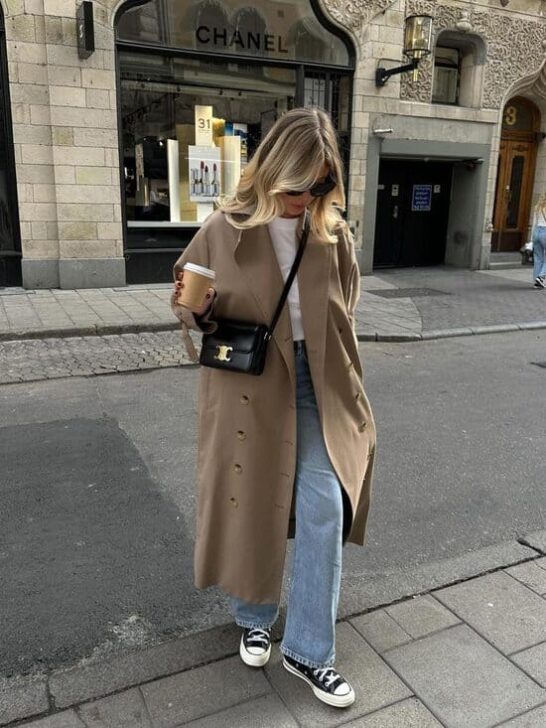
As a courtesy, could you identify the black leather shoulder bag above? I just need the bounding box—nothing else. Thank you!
[199,213,310,375]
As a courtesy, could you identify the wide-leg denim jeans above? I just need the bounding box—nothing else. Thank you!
[231,340,344,668]
[533,225,546,280]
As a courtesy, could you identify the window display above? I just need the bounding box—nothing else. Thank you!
[121,53,296,224]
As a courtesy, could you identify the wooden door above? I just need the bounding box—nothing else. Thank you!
[492,97,539,252]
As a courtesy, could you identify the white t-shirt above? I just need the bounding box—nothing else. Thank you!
[267,216,305,342]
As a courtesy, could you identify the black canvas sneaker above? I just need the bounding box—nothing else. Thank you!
[283,654,355,708]
[239,627,271,667]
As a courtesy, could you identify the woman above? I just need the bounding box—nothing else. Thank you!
[171,108,376,708]
[531,193,546,288]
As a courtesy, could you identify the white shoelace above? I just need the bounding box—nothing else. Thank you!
[247,628,269,645]
[313,667,341,688]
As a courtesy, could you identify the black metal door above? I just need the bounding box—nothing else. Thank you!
[374,159,453,268]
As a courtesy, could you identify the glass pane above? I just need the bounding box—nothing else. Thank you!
[506,155,524,228]
[432,66,458,104]
[120,51,295,223]
[117,0,350,66]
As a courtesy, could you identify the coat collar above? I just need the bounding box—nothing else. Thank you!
[231,211,330,391]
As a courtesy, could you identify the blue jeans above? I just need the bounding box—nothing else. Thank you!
[532,226,546,280]
[231,341,344,668]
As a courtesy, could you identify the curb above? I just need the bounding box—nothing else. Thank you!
[1,321,545,345]
[357,321,546,343]
[2,532,545,727]
[0,321,180,343]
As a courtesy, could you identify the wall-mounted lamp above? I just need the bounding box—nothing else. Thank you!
[376,14,433,87]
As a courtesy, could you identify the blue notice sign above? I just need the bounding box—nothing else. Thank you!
[411,184,432,212]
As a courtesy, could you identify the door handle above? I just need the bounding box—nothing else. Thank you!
[393,205,398,219]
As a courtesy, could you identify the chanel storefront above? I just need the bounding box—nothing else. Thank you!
[115,0,355,282]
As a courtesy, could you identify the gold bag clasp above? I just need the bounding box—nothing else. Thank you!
[214,344,233,362]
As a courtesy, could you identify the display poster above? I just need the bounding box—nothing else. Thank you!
[411,184,432,212]
[195,105,214,146]
[188,145,222,202]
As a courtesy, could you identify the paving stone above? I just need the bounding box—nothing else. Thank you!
[0,674,48,726]
[511,642,546,687]
[383,624,545,728]
[19,711,86,727]
[385,595,460,639]
[350,609,412,653]
[434,572,546,654]
[76,688,151,727]
[341,698,443,727]
[140,654,270,727]
[265,622,412,728]
[505,562,546,596]
[496,704,546,726]
[181,694,298,727]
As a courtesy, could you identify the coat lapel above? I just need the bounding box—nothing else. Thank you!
[233,223,296,387]
[298,229,331,407]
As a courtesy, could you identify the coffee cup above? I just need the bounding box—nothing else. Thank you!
[177,262,216,312]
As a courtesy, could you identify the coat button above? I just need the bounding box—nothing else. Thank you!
[237,430,246,441]
[358,421,367,432]
[355,392,361,401]
[234,463,243,473]
[230,497,238,508]
[240,395,249,405]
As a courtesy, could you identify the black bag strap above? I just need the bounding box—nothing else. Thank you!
[266,210,311,340]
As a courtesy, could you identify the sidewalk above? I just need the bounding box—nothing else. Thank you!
[1,267,545,728]
[3,531,546,728]
[0,266,545,343]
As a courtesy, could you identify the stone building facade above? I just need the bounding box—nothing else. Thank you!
[0,0,545,288]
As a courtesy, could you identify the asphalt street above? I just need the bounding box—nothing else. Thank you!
[1,330,545,680]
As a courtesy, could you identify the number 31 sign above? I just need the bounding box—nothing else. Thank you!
[195,106,214,146]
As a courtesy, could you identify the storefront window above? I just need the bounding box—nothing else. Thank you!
[116,0,354,281]
[120,52,296,223]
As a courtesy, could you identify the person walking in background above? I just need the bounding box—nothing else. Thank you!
[170,108,376,709]
[531,193,546,288]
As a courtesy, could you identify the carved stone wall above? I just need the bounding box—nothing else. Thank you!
[400,1,546,109]
[322,0,396,31]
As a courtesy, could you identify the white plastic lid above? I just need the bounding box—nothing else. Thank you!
[183,262,216,279]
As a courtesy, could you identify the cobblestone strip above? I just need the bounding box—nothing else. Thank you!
[0,331,196,384]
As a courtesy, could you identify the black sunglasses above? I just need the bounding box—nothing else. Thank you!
[285,172,337,198]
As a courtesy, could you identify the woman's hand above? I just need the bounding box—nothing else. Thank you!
[172,271,216,317]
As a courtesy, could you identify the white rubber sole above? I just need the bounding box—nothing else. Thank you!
[283,658,356,708]
[239,635,271,667]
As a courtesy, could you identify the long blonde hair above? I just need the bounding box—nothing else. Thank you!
[219,107,346,244]
[535,193,546,217]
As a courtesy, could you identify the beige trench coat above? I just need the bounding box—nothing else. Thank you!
[173,210,376,604]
